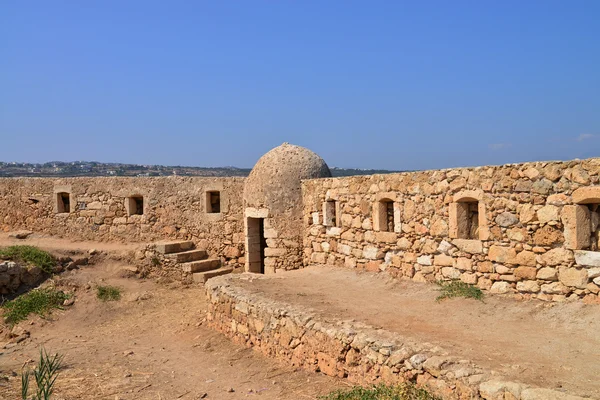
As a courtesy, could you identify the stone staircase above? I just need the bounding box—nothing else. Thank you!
[155,240,233,283]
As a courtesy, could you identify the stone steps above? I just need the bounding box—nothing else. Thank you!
[165,249,207,263]
[192,267,234,284]
[153,239,233,284]
[181,258,221,273]
[155,240,195,254]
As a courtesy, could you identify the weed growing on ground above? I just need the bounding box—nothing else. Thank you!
[21,347,64,400]
[320,383,441,400]
[2,288,70,325]
[96,285,121,301]
[436,280,483,302]
[0,245,56,273]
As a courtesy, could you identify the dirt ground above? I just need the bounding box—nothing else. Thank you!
[235,266,600,398]
[0,236,344,400]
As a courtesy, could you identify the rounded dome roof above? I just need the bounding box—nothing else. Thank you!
[244,143,331,213]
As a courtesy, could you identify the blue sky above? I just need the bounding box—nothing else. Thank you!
[1,1,599,170]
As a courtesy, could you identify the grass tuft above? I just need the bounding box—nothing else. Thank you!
[0,246,56,273]
[436,280,483,302]
[2,288,70,325]
[96,285,121,301]
[319,383,441,400]
[21,347,64,400]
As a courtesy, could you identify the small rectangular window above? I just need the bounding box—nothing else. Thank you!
[56,192,70,213]
[454,201,479,239]
[206,191,221,213]
[127,196,144,216]
[324,200,337,227]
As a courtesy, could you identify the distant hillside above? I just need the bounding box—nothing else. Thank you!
[0,161,401,178]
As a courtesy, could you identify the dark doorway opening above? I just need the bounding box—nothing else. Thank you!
[247,217,266,273]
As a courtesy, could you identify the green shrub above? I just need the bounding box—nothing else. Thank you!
[96,285,121,301]
[0,246,56,273]
[2,288,70,325]
[436,280,483,302]
[21,347,64,400]
[320,383,441,400]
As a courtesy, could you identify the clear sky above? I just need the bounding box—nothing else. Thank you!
[1,1,599,170]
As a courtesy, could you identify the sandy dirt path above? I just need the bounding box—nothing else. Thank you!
[1,259,344,399]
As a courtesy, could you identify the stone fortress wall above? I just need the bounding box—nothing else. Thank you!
[302,158,600,303]
[0,177,246,265]
[1,148,600,303]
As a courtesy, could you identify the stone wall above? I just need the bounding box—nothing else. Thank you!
[302,158,600,303]
[0,177,246,263]
[0,261,44,294]
[206,274,589,400]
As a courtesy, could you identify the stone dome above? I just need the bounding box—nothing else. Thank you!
[244,143,331,215]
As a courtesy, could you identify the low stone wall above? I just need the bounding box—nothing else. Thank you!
[302,158,600,303]
[0,261,43,294]
[205,274,590,400]
[0,176,246,264]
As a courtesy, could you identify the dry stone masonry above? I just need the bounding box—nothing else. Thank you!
[302,158,600,303]
[0,147,599,303]
[206,274,591,400]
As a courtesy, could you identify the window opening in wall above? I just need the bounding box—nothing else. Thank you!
[324,200,337,227]
[587,204,600,251]
[127,196,144,215]
[386,200,394,232]
[56,192,70,213]
[454,201,479,239]
[467,202,479,239]
[207,191,221,213]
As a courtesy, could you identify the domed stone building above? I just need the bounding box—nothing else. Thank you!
[243,143,331,273]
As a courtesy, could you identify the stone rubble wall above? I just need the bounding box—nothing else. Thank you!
[302,158,600,303]
[0,177,247,265]
[0,261,44,294]
[205,274,590,400]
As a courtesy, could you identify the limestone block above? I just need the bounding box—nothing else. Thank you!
[455,257,472,271]
[479,380,524,400]
[397,237,412,250]
[489,281,512,294]
[540,248,574,266]
[477,261,494,273]
[514,267,537,280]
[547,193,569,206]
[588,268,600,279]
[572,186,600,204]
[434,254,454,267]
[363,246,383,260]
[536,205,559,224]
[417,255,432,266]
[519,204,538,224]
[533,225,564,246]
[460,273,478,284]
[558,267,588,289]
[375,231,397,243]
[488,246,517,264]
[574,250,600,267]
[532,178,553,194]
[338,244,352,256]
[452,239,483,254]
[517,280,540,293]
[441,267,461,279]
[537,267,558,281]
[513,250,535,267]
[430,219,448,237]
[495,212,519,227]
[541,282,569,294]
[562,205,590,250]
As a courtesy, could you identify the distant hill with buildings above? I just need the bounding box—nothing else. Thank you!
[0,161,400,178]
